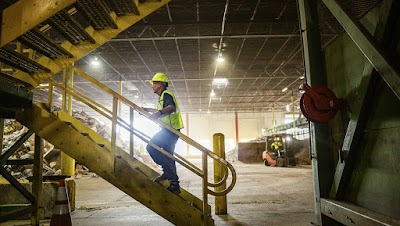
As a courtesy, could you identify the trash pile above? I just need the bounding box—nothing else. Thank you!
[2,119,58,179]
[1,110,145,180]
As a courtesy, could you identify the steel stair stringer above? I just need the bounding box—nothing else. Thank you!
[15,103,214,226]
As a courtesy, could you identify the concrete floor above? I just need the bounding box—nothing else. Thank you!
[2,162,316,226]
[71,162,316,226]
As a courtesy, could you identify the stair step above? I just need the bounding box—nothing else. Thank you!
[48,10,96,45]
[77,0,118,30]
[0,47,50,74]
[106,0,140,16]
[18,28,73,59]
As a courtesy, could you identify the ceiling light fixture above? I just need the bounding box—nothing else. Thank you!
[91,56,100,66]
[213,78,228,86]
[282,87,288,92]
[210,89,216,97]
[216,57,225,63]
[299,76,304,80]
[286,104,291,112]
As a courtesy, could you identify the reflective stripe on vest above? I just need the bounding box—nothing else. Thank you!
[157,90,184,130]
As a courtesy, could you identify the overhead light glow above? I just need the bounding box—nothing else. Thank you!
[213,78,228,85]
[207,110,211,114]
[216,57,225,62]
[282,87,288,92]
[210,89,216,97]
[91,57,100,66]
[286,104,291,112]
[299,76,305,80]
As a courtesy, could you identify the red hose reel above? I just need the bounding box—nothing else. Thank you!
[300,84,344,123]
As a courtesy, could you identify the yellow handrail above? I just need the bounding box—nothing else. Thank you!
[48,66,236,201]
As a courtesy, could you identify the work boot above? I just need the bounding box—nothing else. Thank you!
[167,184,181,195]
[154,173,169,184]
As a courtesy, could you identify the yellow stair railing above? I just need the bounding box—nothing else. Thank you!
[43,65,236,223]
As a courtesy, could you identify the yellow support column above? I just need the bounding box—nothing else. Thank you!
[272,103,276,134]
[61,67,75,176]
[213,133,227,215]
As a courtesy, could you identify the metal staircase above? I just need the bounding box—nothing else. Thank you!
[10,66,237,225]
[15,103,214,225]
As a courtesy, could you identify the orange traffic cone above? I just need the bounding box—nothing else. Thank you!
[50,179,72,226]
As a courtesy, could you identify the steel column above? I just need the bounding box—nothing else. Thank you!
[234,112,239,143]
[298,0,335,224]
[186,113,190,155]
[0,119,4,152]
[322,0,400,100]
[31,135,44,225]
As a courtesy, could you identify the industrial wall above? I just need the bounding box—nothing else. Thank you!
[179,111,286,155]
[324,2,400,219]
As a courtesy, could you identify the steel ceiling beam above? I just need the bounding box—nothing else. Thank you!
[71,76,301,84]
[108,34,338,42]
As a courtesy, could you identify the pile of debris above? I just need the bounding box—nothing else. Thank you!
[226,147,238,164]
[1,111,111,179]
[2,119,57,179]
[1,110,146,180]
[1,117,105,179]
[72,110,111,140]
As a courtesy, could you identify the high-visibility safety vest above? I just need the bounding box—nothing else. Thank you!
[157,90,184,130]
[271,141,282,150]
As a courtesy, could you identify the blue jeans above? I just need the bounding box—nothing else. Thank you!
[146,128,180,186]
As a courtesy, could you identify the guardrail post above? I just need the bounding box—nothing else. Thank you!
[130,108,134,157]
[61,66,75,177]
[202,150,209,226]
[111,97,118,169]
[48,82,53,111]
[213,133,227,215]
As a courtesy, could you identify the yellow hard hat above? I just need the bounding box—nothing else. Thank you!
[150,72,171,86]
